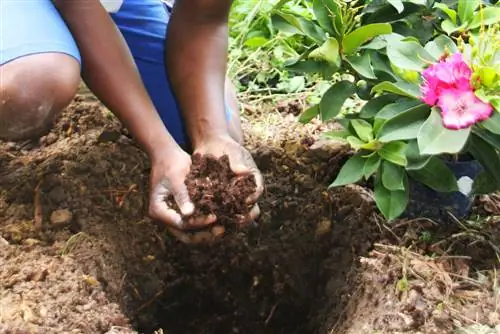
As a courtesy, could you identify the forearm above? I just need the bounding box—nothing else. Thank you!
[54,0,179,160]
[166,0,232,148]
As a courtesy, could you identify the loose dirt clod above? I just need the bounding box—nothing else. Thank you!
[168,153,256,228]
[50,209,73,227]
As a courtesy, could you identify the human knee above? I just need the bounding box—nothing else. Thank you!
[0,53,80,141]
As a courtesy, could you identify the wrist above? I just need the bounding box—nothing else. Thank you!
[144,132,184,163]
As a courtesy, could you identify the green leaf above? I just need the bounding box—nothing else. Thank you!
[382,161,406,191]
[342,23,392,55]
[408,157,458,192]
[309,38,341,67]
[417,109,471,155]
[345,53,377,80]
[351,119,374,142]
[468,134,500,184]
[376,100,424,120]
[299,104,319,124]
[387,39,435,71]
[364,154,381,179]
[377,104,431,142]
[374,176,408,221]
[457,0,480,25]
[468,7,500,29]
[424,35,458,60]
[244,36,269,48]
[329,154,365,188]
[322,129,351,140]
[371,81,421,99]
[379,141,408,166]
[312,0,335,36]
[472,126,500,150]
[359,95,398,119]
[271,12,326,43]
[320,81,357,121]
[480,112,500,135]
[387,0,404,14]
[441,19,460,35]
[433,2,457,24]
[405,140,431,170]
[346,136,366,149]
[472,171,500,195]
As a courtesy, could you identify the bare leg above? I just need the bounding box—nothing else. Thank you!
[0,53,81,141]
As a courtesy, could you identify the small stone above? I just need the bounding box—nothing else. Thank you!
[0,236,9,247]
[306,139,349,161]
[44,132,58,145]
[22,238,41,246]
[50,209,73,227]
[315,219,332,237]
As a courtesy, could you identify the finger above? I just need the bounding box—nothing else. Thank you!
[171,182,194,216]
[240,204,260,226]
[166,225,224,245]
[185,213,217,229]
[246,169,264,204]
[149,201,184,229]
[248,204,261,221]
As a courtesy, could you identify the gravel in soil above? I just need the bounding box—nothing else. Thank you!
[0,91,498,334]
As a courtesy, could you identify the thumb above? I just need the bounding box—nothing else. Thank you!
[171,181,195,216]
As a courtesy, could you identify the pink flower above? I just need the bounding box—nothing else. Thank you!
[437,88,493,130]
[419,52,492,129]
[420,52,473,105]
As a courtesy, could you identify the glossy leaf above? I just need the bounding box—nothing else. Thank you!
[468,134,500,185]
[433,2,457,24]
[342,23,392,55]
[329,154,365,188]
[359,95,398,119]
[480,112,500,135]
[408,157,458,192]
[364,154,381,179]
[417,109,471,155]
[374,176,408,221]
[298,104,319,124]
[457,0,480,25]
[379,141,408,166]
[387,0,404,14]
[320,81,357,121]
[382,161,406,191]
[375,100,424,120]
[424,35,458,60]
[371,81,421,99]
[346,53,377,80]
[405,140,431,171]
[387,39,435,71]
[351,119,374,142]
[377,104,431,142]
[468,7,500,29]
[309,38,341,67]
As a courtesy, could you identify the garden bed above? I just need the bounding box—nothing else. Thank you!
[0,90,498,334]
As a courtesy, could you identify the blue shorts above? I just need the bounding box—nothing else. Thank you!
[0,0,232,147]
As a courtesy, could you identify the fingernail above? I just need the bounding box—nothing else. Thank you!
[181,202,195,216]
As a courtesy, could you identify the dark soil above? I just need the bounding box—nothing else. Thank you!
[168,153,256,227]
[0,85,498,334]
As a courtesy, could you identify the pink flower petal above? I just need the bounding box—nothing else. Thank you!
[438,89,493,130]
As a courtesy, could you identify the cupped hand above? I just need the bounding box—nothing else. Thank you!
[194,134,264,224]
[147,148,216,231]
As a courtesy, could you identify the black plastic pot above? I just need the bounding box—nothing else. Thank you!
[403,158,483,222]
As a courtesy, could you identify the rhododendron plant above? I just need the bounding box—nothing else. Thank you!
[420,52,493,130]
[275,0,500,221]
